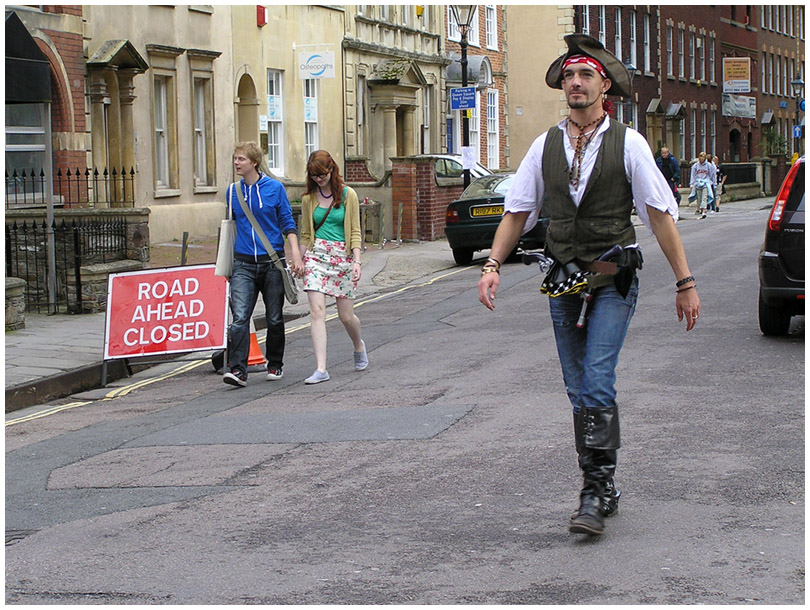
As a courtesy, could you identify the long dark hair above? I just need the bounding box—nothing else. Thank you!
[305,150,344,208]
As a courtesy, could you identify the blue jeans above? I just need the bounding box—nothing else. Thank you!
[548,278,638,413]
[228,258,285,376]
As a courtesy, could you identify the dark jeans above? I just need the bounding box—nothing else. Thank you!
[228,258,285,376]
[548,278,639,413]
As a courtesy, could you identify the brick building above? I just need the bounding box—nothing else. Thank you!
[7,6,89,205]
[757,5,805,159]
[445,5,509,170]
[658,6,726,162]
[574,5,805,165]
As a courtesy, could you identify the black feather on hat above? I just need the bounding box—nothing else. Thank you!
[545,34,632,98]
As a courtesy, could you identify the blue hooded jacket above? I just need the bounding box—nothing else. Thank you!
[228,174,297,260]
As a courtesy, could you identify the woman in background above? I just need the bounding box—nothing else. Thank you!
[298,150,368,384]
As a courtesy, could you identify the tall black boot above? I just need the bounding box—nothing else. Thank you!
[570,411,621,518]
[569,406,620,535]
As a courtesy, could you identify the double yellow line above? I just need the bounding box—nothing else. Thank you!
[6,266,471,427]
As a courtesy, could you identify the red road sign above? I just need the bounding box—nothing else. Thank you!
[104,264,228,360]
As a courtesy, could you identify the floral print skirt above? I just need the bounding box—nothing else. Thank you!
[303,238,357,299]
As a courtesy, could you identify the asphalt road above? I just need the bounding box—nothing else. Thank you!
[5,207,804,604]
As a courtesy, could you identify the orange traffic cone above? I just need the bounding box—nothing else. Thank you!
[247,318,266,367]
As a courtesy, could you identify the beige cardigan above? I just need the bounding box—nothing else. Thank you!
[299,185,362,252]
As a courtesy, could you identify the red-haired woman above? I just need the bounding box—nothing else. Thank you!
[298,150,368,384]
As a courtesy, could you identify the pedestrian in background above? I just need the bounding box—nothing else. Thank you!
[298,150,368,385]
[223,142,304,388]
[478,34,700,537]
[712,155,726,213]
[655,146,681,205]
[689,151,716,218]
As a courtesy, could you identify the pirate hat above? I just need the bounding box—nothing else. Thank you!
[545,34,632,98]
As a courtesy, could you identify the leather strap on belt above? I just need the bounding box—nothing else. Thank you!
[584,260,619,275]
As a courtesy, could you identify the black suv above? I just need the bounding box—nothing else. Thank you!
[758,156,805,335]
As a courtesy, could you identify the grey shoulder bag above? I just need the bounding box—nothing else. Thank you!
[232,181,299,304]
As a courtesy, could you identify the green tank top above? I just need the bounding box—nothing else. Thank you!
[313,204,346,242]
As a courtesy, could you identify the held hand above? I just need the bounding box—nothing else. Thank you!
[290,258,305,278]
[478,272,500,311]
[676,288,701,331]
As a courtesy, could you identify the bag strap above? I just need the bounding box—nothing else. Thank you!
[313,200,335,234]
[232,181,287,271]
[312,186,348,234]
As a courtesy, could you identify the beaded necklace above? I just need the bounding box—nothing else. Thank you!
[566,113,606,189]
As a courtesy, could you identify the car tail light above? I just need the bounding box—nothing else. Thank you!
[446,208,460,223]
[768,161,800,232]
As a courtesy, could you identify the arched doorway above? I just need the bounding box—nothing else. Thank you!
[236,73,259,144]
[729,129,741,162]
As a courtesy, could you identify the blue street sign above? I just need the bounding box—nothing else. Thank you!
[450,87,476,110]
[800,99,805,112]
[794,125,803,138]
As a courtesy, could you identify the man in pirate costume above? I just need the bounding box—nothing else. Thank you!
[478,35,701,536]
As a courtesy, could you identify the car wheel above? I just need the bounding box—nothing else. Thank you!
[452,248,475,266]
[758,290,791,336]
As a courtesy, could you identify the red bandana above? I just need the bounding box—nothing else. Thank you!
[562,55,607,79]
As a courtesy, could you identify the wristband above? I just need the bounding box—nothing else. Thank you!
[676,285,696,293]
[481,266,499,275]
[676,275,695,288]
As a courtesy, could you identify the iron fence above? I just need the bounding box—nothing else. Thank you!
[5,166,136,209]
[721,162,758,185]
[5,217,128,313]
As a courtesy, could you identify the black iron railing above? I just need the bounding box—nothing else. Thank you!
[5,166,136,209]
[5,217,128,313]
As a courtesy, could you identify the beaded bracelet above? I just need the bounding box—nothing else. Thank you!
[675,275,695,288]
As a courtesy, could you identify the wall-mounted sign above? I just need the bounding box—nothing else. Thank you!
[298,51,335,80]
[723,57,751,94]
[721,93,757,119]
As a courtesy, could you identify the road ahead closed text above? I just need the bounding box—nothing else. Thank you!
[104,265,228,360]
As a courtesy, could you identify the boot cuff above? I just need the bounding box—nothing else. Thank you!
[581,406,621,449]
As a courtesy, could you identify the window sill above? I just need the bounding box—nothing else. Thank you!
[154,188,181,199]
[194,185,219,194]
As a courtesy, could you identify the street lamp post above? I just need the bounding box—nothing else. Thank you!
[623,60,639,128]
[451,5,477,189]
[790,77,804,157]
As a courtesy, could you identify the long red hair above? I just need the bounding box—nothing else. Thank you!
[305,150,344,208]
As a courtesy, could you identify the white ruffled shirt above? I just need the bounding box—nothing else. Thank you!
[505,118,679,237]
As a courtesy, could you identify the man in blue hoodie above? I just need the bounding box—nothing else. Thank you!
[223,142,304,387]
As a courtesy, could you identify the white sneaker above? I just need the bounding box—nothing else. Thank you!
[354,340,369,371]
[305,370,330,384]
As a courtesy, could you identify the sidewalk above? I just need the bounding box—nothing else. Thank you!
[4,196,772,412]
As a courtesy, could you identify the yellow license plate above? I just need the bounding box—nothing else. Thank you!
[471,205,503,217]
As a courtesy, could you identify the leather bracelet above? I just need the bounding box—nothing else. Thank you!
[676,275,695,288]
[676,284,696,293]
[353,261,361,265]
[486,257,501,269]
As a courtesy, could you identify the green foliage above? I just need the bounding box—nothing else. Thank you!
[761,127,788,157]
